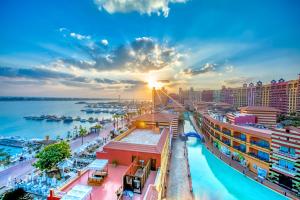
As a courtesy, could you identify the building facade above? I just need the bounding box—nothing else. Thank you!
[270,127,300,193]
[216,75,300,114]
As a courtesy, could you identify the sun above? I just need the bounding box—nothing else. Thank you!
[147,78,162,89]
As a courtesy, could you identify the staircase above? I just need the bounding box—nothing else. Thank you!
[171,117,179,138]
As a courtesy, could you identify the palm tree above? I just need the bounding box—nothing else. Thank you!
[112,115,116,129]
[113,114,120,129]
[79,126,88,145]
[94,124,102,134]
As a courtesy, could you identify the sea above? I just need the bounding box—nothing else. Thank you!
[0,100,114,156]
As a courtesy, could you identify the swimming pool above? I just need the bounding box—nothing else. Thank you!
[184,119,288,200]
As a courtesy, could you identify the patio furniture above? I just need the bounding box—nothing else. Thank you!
[86,159,109,186]
[61,184,92,200]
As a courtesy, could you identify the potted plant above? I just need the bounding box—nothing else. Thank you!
[112,160,118,167]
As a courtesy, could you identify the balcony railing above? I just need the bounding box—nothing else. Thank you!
[272,164,297,176]
[250,140,270,149]
[233,135,246,142]
[215,127,220,131]
[223,141,231,146]
[222,130,231,136]
[233,146,246,153]
[248,152,269,162]
[275,150,298,159]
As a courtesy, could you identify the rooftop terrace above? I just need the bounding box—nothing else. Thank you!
[61,164,127,200]
[120,129,161,145]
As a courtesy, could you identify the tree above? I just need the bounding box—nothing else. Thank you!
[2,188,33,200]
[33,141,71,171]
[0,148,11,166]
[79,126,88,145]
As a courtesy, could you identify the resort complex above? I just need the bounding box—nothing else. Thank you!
[1,1,300,199]
[179,74,300,114]
[0,77,299,200]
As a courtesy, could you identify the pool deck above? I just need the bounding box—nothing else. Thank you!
[166,123,193,200]
[189,115,299,200]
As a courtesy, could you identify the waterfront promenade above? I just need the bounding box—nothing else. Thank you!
[0,123,113,189]
[166,123,193,200]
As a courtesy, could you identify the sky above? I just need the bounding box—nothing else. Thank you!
[0,0,300,99]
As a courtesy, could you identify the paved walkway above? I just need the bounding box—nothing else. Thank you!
[0,123,113,188]
[166,124,193,200]
[189,115,299,200]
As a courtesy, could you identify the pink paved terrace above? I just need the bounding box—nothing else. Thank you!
[61,164,128,200]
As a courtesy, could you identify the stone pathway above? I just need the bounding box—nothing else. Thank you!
[166,124,193,200]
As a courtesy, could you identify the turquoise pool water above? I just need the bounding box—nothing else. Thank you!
[184,119,288,200]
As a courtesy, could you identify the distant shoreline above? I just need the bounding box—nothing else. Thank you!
[0,97,118,101]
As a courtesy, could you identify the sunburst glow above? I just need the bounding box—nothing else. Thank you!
[147,78,163,89]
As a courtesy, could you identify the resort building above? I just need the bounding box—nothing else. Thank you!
[262,84,271,107]
[202,109,300,192]
[298,74,300,113]
[255,81,263,106]
[48,113,174,200]
[202,113,272,176]
[287,79,299,114]
[220,86,234,105]
[269,126,300,193]
[239,106,281,127]
[247,83,256,106]
[201,90,214,102]
[269,79,289,114]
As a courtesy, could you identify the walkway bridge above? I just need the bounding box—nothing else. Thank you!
[183,131,204,140]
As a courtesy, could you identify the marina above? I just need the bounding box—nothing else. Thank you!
[0,100,123,139]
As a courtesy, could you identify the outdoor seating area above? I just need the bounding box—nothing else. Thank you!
[59,164,128,200]
[61,184,92,200]
[86,159,108,186]
[123,159,151,194]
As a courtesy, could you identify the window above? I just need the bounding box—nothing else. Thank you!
[279,146,296,155]
[279,146,289,153]
[278,159,295,170]
[290,148,296,155]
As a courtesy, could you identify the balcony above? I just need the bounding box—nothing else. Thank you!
[248,152,269,162]
[233,145,246,153]
[250,140,270,150]
[222,130,231,136]
[275,150,298,159]
[223,140,231,147]
[272,164,297,176]
[215,127,220,131]
[233,135,246,142]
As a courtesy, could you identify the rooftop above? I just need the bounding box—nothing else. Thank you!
[61,164,128,200]
[204,113,273,139]
[132,112,177,123]
[120,129,161,145]
[104,128,169,154]
[240,106,281,112]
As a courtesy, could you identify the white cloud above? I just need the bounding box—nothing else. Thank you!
[70,32,91,40]
[94,0,187,17]
[101,39,109,46]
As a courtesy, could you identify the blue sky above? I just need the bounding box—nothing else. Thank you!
[0,0,300,98]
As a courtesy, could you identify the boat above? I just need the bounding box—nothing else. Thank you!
[63,117,73,123]
[88,117,94,123]
[74,116,81,121]
[80,119,87,123]
[46,116,61,122]
[94,109,101,113]
[85,109,94,114]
